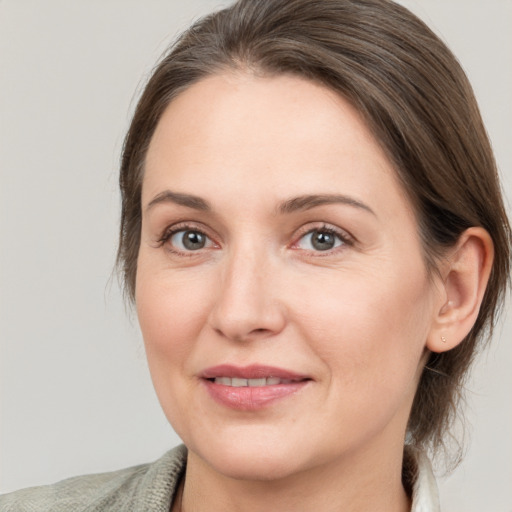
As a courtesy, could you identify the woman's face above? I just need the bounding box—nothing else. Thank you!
[137,72,443,480]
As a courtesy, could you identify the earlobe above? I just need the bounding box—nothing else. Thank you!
[427,227,494,354]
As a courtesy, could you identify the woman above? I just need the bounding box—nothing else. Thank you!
[1,0,510,510]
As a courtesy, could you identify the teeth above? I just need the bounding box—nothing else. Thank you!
[248,378,266,387]
[213,377,295,387]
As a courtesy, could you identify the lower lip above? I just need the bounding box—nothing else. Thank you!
[202,379,309,411]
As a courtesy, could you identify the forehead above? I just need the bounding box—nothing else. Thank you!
[146,72,381,163]
[143,71,412,220]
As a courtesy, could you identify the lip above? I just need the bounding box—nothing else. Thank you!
[200,364,311,411]
[200,364,310,380]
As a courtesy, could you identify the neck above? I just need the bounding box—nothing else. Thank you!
[176,440,411,512]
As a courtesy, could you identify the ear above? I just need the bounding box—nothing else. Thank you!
[427,227,494,353]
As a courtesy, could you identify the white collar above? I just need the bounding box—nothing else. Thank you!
[410,450,441,512]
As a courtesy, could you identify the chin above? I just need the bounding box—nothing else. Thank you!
[187,432,313,482]
[209,450,303,482]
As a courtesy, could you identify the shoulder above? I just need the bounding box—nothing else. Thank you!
[0,445,187,512]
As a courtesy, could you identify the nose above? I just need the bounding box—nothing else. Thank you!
[207,246,287,342]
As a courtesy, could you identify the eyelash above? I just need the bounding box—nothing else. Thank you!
[291,223,354,255]
[156,222,354,257]
[156,222,216,257]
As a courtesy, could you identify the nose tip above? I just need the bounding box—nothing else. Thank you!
[207,256,286,342]
[210,293,286,342]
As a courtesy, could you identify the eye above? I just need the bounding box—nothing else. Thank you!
[168,229,212,251]
[296,228,346,252]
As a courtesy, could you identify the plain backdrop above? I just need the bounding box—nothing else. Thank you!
[1,0,511,510]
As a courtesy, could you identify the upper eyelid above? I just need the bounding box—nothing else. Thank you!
[291,223,355,244]
[158,221,214,241]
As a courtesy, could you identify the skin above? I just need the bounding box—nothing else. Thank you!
[136,72,460,511]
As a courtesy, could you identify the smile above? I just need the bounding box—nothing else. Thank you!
[212,377,298,387]
[200,364,311,410]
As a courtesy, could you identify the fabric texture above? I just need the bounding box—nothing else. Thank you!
[0,444,440,511]
[0,445,186,512]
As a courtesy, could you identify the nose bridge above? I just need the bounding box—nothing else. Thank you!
[209,238,285,341]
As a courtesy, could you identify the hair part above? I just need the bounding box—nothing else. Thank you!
[117,0,511,467]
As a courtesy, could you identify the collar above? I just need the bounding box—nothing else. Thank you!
[409,449,441,512]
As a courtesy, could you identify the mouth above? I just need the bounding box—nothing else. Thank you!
[209,376,301,387]
[200,364,312,410]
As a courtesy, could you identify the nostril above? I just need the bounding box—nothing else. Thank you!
[246,328,274,338]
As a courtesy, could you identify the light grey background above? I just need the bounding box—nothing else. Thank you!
[1,1,510,510]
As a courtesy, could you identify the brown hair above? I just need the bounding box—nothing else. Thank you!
[118,0,511,463]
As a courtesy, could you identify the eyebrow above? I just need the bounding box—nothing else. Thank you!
[278,194,376,216]
[145,190,375,217]
[146,190,211,212]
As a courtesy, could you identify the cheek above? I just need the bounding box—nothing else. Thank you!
[292,262,433,387]
[135,262,215,369]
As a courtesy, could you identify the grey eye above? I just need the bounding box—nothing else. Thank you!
[297,229,343,251]
[170,230,208,251]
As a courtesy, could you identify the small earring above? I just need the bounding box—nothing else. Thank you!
[441,336,447,343]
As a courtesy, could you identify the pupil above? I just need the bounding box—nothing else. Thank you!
[312,231,335,251]
[183,231,205,250]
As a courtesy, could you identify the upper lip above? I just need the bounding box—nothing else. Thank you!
[200,364,310,381]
